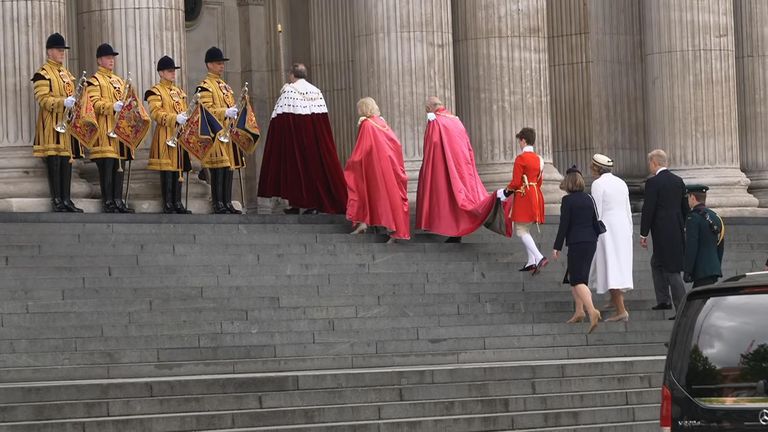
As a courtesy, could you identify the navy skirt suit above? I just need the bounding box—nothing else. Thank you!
[554,191,599,286]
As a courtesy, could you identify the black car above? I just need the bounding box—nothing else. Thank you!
[661,272,768,431]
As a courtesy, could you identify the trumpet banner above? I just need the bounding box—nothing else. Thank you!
[179,104,222,162]
[114,87,151,151]
[230,99,261,154]
[69,90,98,149]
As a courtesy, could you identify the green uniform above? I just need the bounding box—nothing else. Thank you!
[684,204,724,286]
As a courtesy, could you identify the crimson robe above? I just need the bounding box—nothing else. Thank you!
[416,108,495,236]
[345,116,410,239]
[257,79,347,214]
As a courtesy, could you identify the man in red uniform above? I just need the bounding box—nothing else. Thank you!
[499,127,547,274]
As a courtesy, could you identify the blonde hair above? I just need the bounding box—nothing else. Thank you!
[357,97,380,118]
[647,149,668,167]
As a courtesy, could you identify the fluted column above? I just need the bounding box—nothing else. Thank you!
[643,0,759,212]
[309,0,356,163]
[454,0,563,212]
[735,0,768,207]
[0,0,92,211]
[352,0,455,197]
[75,0,211,213]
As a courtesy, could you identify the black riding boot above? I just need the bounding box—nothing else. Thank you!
[96,158,117,213]
[59,157,83,212]
[160,172,175,214]
[211,168,228,214]
[174,172,191,214]
[46,156,67,212]
[113,160,134,213]
[223,169,242,214]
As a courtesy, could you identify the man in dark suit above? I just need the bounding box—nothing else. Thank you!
[683,185,724,288]
[640,149,688,317]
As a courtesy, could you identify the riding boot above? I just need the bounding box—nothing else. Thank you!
[113,160,134,213]
[211,168,228,214]
[97,158,117,213]
[160,172,175,214]
[224,169,242,214]
[48,156,67,212]
[60,157,83,212]
[174,172,191,214]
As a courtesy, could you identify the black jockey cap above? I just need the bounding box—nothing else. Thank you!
[96,43,119,58]
[46,33,69,50]
[566,165,581,175]
[205,46,229,63]
[157,55,181,71]
[686,184,709,194]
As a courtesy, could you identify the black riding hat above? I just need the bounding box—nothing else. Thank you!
[96,43,119,58]
[157,55,181,71]
[46,33,69,49]
[204,46,229,63]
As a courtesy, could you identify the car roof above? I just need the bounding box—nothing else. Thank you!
[687,272,768,297]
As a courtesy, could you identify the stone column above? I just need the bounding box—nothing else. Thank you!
[0,0,92,212]
[453,0,563,213]
[642,0,759,213]
[352,0,455,198]
[75,0,211,213]
[735,0,768,207]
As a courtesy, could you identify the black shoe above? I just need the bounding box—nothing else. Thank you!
[103,200,119,213]
[303,208,320,215]
[445,236,462,243]
[668,315,676,321]
[64,200,84,213]
[114,200,135,213]
[652,303,673,310]
[532,257,549,275]
[283,207,300,214]
[223,169,241,214]
[51,198,68,212]
[226,203,242,214]
[519,264,536,272]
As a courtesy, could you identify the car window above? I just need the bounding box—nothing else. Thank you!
[682,293,768,406]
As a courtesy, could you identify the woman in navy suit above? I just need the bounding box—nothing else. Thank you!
[553,166,601,333]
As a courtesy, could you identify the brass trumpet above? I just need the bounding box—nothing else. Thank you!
[166,91,200,148]
[107,72,132,138]
[217,82,249,143]
[55,71,87,134]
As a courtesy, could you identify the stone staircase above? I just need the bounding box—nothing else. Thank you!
[0,213,764,431]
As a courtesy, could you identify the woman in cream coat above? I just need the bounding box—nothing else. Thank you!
[589,154,634,321]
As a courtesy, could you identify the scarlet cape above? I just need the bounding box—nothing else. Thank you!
[345,116,410,240]
[416,108,496,237]
[257,79,347,214]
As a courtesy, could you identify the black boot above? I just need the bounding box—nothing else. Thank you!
[211,168,228,214]
[97,158,117,213]
[60,157,83,212]
[160,172,175,214]
[223,169,242,214]
[113,160,134,213]
[174,172,191,214]
[46,156,67,212]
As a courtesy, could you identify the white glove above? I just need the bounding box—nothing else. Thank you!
[64,96,76,109]
[225,107,238,119]
[426,112,437,121]
[496,188,508,202]
[113,101,124,112]
[176,113,188,125]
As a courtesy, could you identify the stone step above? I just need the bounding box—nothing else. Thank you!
[209,420,660,432]
[0,387,659,422]
[0,403,660,432]
[0,358,663,404]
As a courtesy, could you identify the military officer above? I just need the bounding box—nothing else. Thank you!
[145,56,192,214]
[86,43,134,213]
[197,46,243,214]
[31,33,84,212]
[683,185,724,288]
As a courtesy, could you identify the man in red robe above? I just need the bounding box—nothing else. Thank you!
[257,63,347,215]
[500,127,547,274]
[416,96,495,242]
[345,97,410,241]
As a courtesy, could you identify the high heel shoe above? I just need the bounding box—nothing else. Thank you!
[588,311,602,334]
[566,315,585,324]
[350,222,368,235]
[605,311,629,322]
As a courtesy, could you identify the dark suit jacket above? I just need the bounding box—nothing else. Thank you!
[684,204,724,280]
[554,191,598,251]
[640,169,688,272]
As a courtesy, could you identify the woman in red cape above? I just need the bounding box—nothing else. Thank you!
[345,98,410,241]
[416,97,496,239]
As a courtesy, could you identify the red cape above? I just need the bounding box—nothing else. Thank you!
[257,112,347,214]
[416,108,496,236]
[344,117,410,239]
